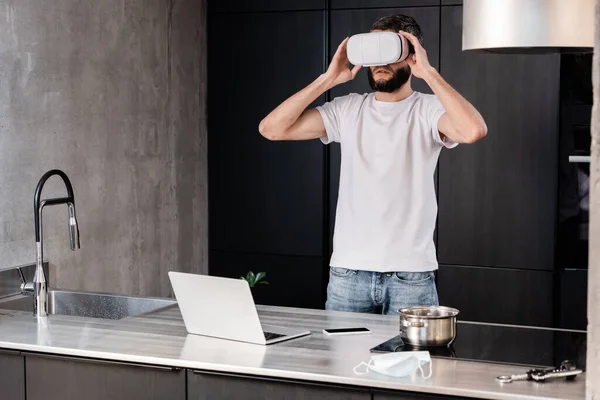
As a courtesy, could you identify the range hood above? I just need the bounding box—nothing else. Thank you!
[462,0,595,53]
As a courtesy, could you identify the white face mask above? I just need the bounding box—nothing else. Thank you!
[353,351,432,379]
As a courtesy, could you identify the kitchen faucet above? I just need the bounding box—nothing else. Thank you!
[21,169,80,318]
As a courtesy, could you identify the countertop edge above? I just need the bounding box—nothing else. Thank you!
[0,340,571,400]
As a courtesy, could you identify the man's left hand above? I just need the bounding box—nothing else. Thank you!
[399,30,434,79]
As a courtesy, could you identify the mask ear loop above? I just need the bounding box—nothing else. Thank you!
[419,360,433,379]
[353,359,375,375]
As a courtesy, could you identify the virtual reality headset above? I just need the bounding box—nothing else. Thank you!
[347,32,411,67]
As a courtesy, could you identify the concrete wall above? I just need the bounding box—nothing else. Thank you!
[0,0,207,297]
[588,2,599,399]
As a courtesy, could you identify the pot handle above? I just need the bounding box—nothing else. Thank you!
[401,320,427,328]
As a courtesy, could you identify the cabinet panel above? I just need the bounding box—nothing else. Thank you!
[327,7,441,253]
[559,269,588,330]
[374,390,469,399]
[0,350,25,400]
[331,0,439,9]
[25,354,185,400]
[188,370,370,400]
[210,0,325,13]
[437,6,560,270]
[210,250,325,309]
[437,265,554,326]
[208,12,326,257]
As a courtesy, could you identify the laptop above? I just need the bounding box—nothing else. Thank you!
[168,271,311,345]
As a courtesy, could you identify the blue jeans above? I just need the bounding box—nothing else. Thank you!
[325,267,439,315]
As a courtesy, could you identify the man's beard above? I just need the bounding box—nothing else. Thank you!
[367,66,411,93]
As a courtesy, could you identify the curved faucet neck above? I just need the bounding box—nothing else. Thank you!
[34,169,76,243]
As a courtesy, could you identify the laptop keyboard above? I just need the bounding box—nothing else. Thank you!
[263,331,285,341]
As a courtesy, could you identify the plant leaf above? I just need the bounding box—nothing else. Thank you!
[255,272,266,282]
[239,276,245,280]
[258,281,269,285]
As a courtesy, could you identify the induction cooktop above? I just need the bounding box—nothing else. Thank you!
[371,322,587,369]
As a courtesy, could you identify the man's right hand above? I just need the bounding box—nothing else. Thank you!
[325,37,362,87]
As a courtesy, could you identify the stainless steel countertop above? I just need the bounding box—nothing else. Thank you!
[0,303,585,400]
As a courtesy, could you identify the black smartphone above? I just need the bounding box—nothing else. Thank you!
[323,327,371,336]
[370,335,406,352]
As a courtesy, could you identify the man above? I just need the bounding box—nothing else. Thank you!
[258,15,487,314]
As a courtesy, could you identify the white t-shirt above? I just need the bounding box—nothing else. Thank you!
[316,91,457,273]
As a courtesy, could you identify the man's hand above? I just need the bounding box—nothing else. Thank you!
[325,37,362,87]
[401,28,487,144]
[399,30,434,79]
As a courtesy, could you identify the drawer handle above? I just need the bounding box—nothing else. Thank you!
[569,155,591,163]
[25,352,181,371]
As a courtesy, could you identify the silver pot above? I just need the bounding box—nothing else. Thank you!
[398,306,459,347]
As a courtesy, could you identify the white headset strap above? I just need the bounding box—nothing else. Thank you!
[398,34,410,62]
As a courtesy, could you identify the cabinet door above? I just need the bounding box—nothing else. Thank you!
[210,0,325,13]
[188,370,370,400]
[210,250,325,309]
[374,390,470,399]
[331,0,438,9]
[437,6,560,270]
[559,269,588,330]
[328,6,441,252]
[25,354,185,400]
[437,264,554,326]
[208,11,326,258]
[0,350,25,400]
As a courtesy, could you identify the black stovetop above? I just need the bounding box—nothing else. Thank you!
[371,322,587,369]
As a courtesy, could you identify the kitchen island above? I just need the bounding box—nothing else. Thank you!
[0,301,586,400]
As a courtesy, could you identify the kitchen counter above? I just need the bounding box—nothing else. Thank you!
[0,303,586,400]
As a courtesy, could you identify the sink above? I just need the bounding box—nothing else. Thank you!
[0,290,177,320]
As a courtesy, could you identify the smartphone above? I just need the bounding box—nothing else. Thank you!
[323,327,371,336]
[370,335,406,352]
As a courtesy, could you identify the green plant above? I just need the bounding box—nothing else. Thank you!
[240,271,269,288]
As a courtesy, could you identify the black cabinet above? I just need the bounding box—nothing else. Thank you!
[210,0,325,13]
[559,269,588,330]
[331,0,438,9]
[188,370,370,400]
[373,390,469,399]
[208,1,574,322]
[208,11,326,257]
[210,250,325,309]
[328,6,441,251]
[437,264,554,326]
[25,354,185,400]
[0,350,25,400]
[436,6,560,271]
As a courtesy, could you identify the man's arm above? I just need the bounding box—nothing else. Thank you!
[400,31,487,144]
[258,38,361,141]
[258,76,331,141]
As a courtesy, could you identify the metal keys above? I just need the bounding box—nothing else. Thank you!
[496,373,530,383]
[496,360,583,383]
